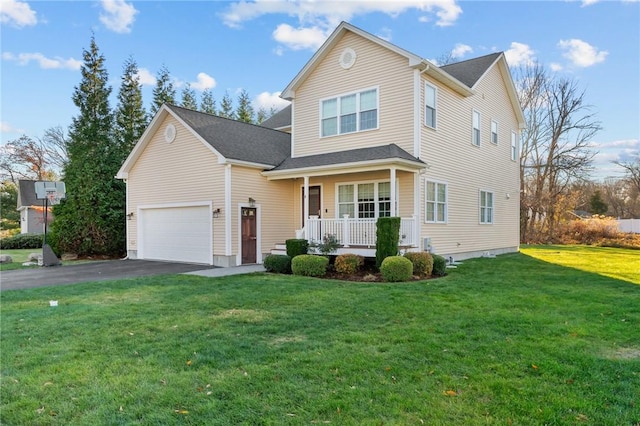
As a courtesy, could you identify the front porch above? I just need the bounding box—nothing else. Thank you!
[303,215,418,248]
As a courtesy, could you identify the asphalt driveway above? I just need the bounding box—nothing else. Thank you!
[0,260,216,291]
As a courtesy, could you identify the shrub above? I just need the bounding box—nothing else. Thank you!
[335,253,364,275]
[0,233,43,249]
[404,251,433,276]
[291,254,329,277]
[376,217,401,268]
[556,216,622,245]
[285,239,308,258]
[380,256,413,282]
[432,254,447,277]
[312,234,340,256]
[263,254,292,274]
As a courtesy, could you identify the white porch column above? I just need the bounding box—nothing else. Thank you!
[390,167,397,217]
[303,176,310,232]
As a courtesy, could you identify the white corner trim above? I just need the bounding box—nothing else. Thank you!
[225,164,232,256]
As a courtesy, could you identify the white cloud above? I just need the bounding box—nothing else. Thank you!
[0,0,37,27]
[99,0,138,34]
[135,68,156,86]
[550,62,563,72]
[254,91,290,112]
[273,24,330,51]
[221,0,463,51]
[1,121,22,133]
[558,38,608,68]
[451,43,472,59]
[591,138,640,177]
[190,72,217,91]
[2,51,81,70]
[581,0,599,6]
[376,27,393,42]
[504,42,536,67]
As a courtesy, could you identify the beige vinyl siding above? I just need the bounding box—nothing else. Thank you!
[230,165,295,257]
[293,32,415,158]
[419,64,520,256]
[127,115,223,254]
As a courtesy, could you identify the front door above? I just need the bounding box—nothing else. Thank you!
[302,185,321,225]
[241,207,257,264]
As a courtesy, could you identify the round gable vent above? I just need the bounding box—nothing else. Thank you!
[164,124,176,143]
[339,48,357,69]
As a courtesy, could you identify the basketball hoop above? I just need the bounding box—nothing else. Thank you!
[46,191,62,206]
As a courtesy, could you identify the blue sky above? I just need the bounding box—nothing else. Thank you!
[1,0,638,179]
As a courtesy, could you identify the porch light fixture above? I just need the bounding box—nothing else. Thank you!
[212,208,221,218]
[248,197,256,207]
[126,212,134,220]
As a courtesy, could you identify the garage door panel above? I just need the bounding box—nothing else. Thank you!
[140,206,212,264]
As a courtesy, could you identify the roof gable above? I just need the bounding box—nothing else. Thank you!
[117,104,291,179]
[18,180,39,208]
[441,52,502,88]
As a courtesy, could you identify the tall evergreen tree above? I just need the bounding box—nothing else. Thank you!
[151,64,175,115]
[180,83,198,110]
[51,35,124,256]
[219,90,234,119]
[235,89,254,123]
[115,56,147,154]
[200,89,217,115]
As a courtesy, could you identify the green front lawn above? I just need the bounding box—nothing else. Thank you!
[1,246,639,425]
[0,248,41,271]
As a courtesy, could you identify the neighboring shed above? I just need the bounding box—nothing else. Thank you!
[17,180,52,234]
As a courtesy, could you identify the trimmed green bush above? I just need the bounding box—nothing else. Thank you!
[285,239,308,258]
[376,217,401,268]
[432,254,447,277]
[380,256,413,282]
[263,254,292,274]
[335,253,364,275]
[291,254,329,277]
[0,233,43,249]
[404,251,434,276]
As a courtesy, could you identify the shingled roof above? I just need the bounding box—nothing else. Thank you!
[268,143,425,173]
[17,180,40,208]
[260,104,291,130]
[166,104,291,167]
[440,52,502,88]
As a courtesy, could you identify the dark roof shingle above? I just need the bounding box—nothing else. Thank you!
[18,180,40,208]
[271,144,425,172]
[260,104,291,129]
[166,104,291,167]
[440,52,502,88]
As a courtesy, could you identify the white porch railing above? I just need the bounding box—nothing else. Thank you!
[305,215,417,247]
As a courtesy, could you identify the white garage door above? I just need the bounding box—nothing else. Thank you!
[139,205,212,264]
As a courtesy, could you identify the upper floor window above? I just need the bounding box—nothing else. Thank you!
[472,110,481,146]
[491,120,498,144]
[338,180,393,219]
[425,83,437,128]
[425,180,447,223]
[321,88,378,137]
[480,190,494,224]
[511,131,518,161]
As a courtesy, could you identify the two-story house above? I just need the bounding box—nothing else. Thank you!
[116,21,525,266]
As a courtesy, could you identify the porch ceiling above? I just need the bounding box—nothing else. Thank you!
[263,143,426,180]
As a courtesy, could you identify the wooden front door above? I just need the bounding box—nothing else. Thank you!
[241,207,257,264]
[302,185,321,225]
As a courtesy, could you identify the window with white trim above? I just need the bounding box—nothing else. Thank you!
[425,180,447,223]
[511,131,518,161]
[321,88,378,137]
[480,190,494,224]
[425,83,437,128]
[337,181,394,218]
[472,110,481,146]
[491,120,498,144]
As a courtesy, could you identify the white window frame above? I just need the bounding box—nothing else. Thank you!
[472,110,481,146]
[425,180,447,224]
[511,130,518,161]
[479,190,494,224]
[491,120,498,144]
[320,87,379,137]
[336,179,397,219]
[425,83,437,129]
